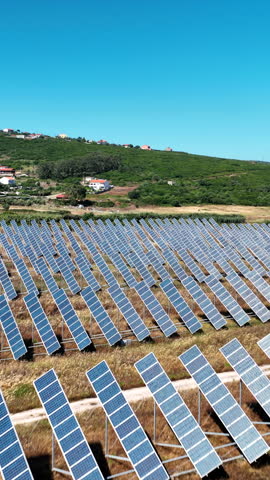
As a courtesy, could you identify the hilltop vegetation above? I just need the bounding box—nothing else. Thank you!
[1,134,270,206]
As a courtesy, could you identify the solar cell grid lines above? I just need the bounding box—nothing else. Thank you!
[108,252,137,288]
[160,278,202,333]
[56,256,81,295]
[226,272,270,323]
[86,361,169,480]
[179,345,269,463]
[35,257,59,294]
[257,334,270,359]
[0,389,34,480]
[0,260,17,300]
[127,252,156,287]
[52,288,91,351]
[205,275,250,326]
[135,353,222,477]
[24,291,61,355]
[74,254,101,292]
[0,294,27,359]
[14,258,39,295]
[181,276,226,330]
[245,270,270,304]
[34,369,105,480]
[81,286,122,346]
[108,284,151,341]
[134,281,177,337]
[220,338,270,418]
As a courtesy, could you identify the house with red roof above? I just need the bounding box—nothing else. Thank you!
[88,178,111,192]
[140,145,151,150]
[0,166,16,177]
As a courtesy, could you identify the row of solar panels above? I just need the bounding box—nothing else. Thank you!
[2,336,270,480]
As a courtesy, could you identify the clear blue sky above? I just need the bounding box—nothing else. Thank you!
[1,0,270,160]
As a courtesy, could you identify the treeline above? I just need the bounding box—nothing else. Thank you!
[37,153,121,180]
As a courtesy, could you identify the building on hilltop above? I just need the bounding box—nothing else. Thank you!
[97,139,108,145]
[140,145,151,150]
[2,128,14,133]
[88,178,111,192]
[0,166,16,177]
[122,144,133,148]
[57,133,68,139]
[165,147,173,151]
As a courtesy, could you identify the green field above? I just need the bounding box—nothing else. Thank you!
[2,134,270,206]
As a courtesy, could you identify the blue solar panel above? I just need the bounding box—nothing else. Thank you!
[177,248,206,282]
[179,345,269,463]
[109,252,137,288]
[108,284,150,341]
[0,295,27,360]
[205,275,249,326]
[86,361,169,480]
[81,286,122,346]
[74,254,101,292]
[24,291,61,355]
[127,252,156,287]
[34,369,104,480]
[0,389,33,480]
[134,281,177,337]
[35,257,59,294]
[14,258,39,295]
[52,289,91,350]
[160,279,202,333]
[258,333,270,360]
[56,256,81,295]
[91,252,119,287]
[182,276,226,330]
[220,338,270,418]
[160,249,188,282]
[135,353,222,477]
[226,272,270,323]
[0,260,17,300]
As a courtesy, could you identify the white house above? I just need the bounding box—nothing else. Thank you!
[0,177,16,186]
[88,179,111,192]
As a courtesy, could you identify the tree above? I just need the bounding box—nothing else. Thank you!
[66,184,86,204]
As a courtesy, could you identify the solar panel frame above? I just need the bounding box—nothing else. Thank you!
[34,369,104,480]
[0,295,27,360]
[179,345,269,463]
[135,353,222,477]
[24,291,61,355]
[86,361,169,480]
[0,389,34,480]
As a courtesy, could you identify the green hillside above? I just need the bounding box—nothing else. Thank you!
[1,134,270,206]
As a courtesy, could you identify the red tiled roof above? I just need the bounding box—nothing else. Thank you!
[90,179,106,183]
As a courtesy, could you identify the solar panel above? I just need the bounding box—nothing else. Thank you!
[34,369,104,480]
[0,389,34,480]
[181,276,226,330]
[14,258,39,295]
[74,254,101,292]
[245,270,270,304]
[179,345,269,463]
[35,257,59,294]
[24,291,61,355]
[127,252,156,287]
[81,286,122,346]
[86,361,169,480]
[135,353,222,477]
[52,289,91,350]
[226,272,270,323]
[257,334,270,359]
[161,249,188,281]
[0,295,27,360]
[177,248,206,282]
[205,275,249,326]
[160,279,202,333]
[134,281,177,337]
[0,260,17,300]
[56,256,81,295]
[91,252,119,287]
[107,284,150,341]
[220,338,270,418]
[109,252,137,288]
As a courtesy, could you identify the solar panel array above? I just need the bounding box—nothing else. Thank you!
[1,216,270,358]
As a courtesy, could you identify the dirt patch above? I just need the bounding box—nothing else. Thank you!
[106,185,139,196]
